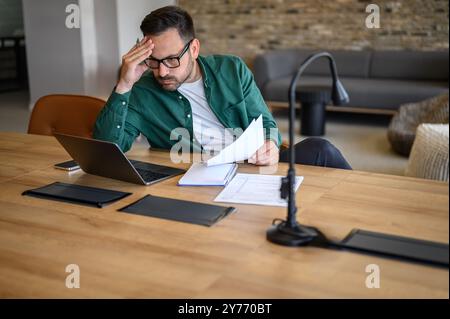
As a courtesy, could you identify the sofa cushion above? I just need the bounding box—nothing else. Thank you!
[263,76,449,110]
[253,49,372,88]
[342,78,449,109]
[253,49,314,88]
[263,75,332,102]
[300,50,372,78]
[370,51,449,81]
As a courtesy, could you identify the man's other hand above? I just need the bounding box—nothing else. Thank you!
[248,140,279,166]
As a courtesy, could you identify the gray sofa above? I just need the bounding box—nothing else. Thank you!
[253,49,449,111]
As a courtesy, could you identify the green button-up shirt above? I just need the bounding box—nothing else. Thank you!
[93,54,281,152]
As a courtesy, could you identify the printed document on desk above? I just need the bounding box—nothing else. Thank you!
[214,173,304,207]
[206,114,265,166]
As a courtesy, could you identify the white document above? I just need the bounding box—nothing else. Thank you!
[206,114,265,166]
[178,162,238,186]
[214,173,304,207]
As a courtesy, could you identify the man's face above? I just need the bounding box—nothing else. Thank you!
[147,28,198,91]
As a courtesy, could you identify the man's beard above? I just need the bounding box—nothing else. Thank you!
[157,57,194,91]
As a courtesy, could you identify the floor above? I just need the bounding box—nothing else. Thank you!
[0,89,30,133]
[274,110,409,175]
[0,90,409,176]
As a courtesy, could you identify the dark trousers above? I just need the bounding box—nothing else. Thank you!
[279,137,352,170]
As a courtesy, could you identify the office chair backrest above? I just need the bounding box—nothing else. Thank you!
[27,94,106,138]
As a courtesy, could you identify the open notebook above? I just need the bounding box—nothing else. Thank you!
[178,162,238,186]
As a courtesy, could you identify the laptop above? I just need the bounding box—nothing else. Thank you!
[54,133,185,185]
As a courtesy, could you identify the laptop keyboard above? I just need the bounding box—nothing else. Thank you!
[135,169,170,183]
[129,160,171,183]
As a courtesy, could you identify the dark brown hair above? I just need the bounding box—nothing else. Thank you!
[140,6,195,42]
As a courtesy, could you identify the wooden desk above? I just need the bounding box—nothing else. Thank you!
[0,132,448,298]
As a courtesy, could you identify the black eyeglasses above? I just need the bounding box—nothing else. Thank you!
[144,39,193,69]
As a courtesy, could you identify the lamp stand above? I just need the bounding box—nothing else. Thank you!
[266,52,349,247]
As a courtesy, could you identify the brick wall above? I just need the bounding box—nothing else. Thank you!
[178,0,449,65]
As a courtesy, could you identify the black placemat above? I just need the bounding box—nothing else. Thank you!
[119,194,236,226]
[22,182,131,208]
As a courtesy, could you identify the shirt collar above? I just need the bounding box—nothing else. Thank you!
[197,56,209,87]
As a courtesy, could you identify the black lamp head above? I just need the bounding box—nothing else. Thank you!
[332,79,350,106]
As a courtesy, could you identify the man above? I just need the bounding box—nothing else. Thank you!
[94,6,351,169]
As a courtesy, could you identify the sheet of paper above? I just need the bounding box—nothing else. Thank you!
[206,114,265,166]
[214,173,304,207]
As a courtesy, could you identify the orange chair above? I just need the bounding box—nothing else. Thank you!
[27,94,106,138]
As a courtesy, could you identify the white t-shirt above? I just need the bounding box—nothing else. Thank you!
[178,78,236,153]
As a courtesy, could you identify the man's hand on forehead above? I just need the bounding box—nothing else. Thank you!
[115,35,154,94]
